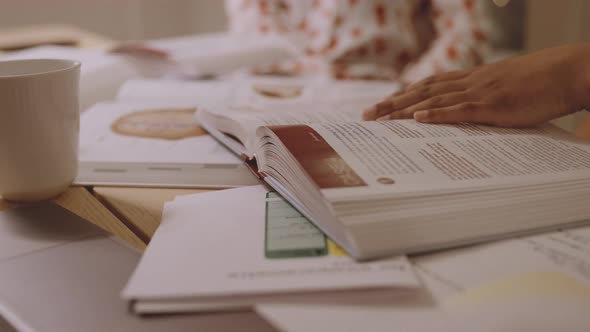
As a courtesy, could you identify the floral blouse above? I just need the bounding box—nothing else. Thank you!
[225,0,497,83]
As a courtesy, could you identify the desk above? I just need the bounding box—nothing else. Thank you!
[0,187,145,250]
[93,187,213,243]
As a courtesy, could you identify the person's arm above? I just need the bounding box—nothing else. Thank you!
[400,0,495,83]
[363,43,590,127]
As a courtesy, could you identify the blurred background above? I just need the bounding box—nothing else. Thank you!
[0,0,588,130]
[0,0,586,51]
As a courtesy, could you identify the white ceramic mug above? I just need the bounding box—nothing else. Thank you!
[0,59,80,202]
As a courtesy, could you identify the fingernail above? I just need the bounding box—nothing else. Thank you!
[414,111,429,122]
[377,115,390,121]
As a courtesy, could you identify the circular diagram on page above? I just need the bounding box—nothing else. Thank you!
[111,108,207,140]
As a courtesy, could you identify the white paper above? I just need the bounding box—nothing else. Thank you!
[414,225,590,295]
[79,101,241,164]
[118,77,397,108]
[123,186,418,311]
[257,226,590,332]
[145,32,298,76]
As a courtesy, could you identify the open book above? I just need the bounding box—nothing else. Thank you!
[198,104,590,259]
[77,99,259,188]
[76,78,394,188]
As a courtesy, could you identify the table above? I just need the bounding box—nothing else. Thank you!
[2,23,590,332]
[93,187,212,243]
[0,187,145,250]
[0,186,213,252]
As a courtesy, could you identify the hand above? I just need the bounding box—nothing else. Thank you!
[363,44,590,127]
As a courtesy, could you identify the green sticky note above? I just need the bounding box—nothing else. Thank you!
[264,192,328,259]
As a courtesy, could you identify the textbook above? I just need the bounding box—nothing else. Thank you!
[123,186,419,313]
[198,104,590,259]
[77,100,259,188]
[76,78,394,188]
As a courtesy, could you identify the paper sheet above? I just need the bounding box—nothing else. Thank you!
[123,186,418,311]
[117,77,397,108]
[257,226,590,332]
[79,100,241,164]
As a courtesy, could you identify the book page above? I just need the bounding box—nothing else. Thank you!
[80,101,241,164]
[267,120,590,199]
[118,78,396,107]
[414,225,590,296]
[220,98,377,154]
[229,99,368,134]
[256,226,590,332]
[413,226,590,331]
[184,77,396,153]
[117,79,235,104]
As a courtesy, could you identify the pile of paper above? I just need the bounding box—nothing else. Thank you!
[123,186,421,313]
[123,186,590,331]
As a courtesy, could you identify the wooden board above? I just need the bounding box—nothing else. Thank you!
[93,187,214,243]
[0,187,145,250]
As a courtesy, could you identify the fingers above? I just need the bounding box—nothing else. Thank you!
[377,92,471,120]
[363,70,472,121]
[413,102,494,124]
[367,82,467,120]
[362,99,391,121]
[363,89,404,120]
